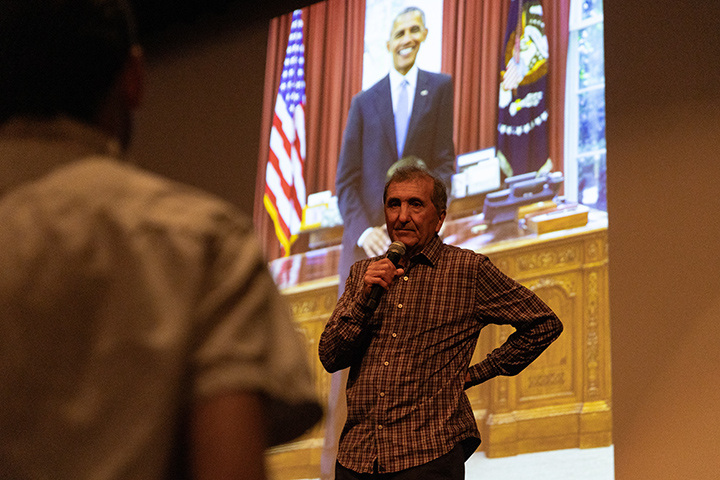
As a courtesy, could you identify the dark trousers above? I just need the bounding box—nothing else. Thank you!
[335,443,465,480]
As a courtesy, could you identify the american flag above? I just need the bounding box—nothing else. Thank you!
[264,9,307,256]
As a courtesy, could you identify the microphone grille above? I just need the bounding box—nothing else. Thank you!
[388,241,406,256]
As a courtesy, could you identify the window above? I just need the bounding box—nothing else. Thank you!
[565,0,606,211]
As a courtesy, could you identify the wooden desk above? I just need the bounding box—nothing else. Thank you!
[266,211,611,478]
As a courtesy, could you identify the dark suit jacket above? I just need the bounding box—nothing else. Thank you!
[335,69,455,290]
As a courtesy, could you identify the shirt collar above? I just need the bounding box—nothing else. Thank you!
[409,234,443,267]
[0,115,122,193]
[389,63,419,91]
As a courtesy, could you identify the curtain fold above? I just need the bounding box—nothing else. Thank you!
[256,0,569,261]
[254,0,366,260]
[442,0,510,156]
[545,0,570,177]
[254,12,292,261]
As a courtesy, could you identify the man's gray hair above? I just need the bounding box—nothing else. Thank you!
[383,164,447,216]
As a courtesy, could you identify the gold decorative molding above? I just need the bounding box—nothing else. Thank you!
[586,271,600,399]
[516,244,580,273]
[288,287,337,322]
[526,276,577,298]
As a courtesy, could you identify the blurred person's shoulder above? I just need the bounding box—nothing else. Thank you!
[49,157,253,237]
[0,116,252,239]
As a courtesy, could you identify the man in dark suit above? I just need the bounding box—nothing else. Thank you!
[335,6,456,291]
[322,7,455,479]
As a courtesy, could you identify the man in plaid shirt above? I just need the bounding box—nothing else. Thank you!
[319,165,562,479]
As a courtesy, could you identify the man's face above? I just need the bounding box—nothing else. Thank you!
[384,177,445,255]
[387,11,428,76]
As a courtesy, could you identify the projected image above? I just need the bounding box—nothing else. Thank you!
[256,1,611,479]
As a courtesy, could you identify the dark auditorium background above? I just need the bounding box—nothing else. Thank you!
[127,1,720,479]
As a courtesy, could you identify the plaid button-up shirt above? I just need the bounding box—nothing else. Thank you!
[319,235,563,474]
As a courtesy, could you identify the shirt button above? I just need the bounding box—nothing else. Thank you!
[403,276,409,281]
[379,392,385,397]
[392,333,397,338]
[384,361,389,366]
[397,303,403,309]
[377,424,383,430]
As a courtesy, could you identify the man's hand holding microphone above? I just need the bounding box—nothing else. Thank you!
[362,241,406,313]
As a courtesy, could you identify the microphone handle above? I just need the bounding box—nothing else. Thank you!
[365,250,403,312]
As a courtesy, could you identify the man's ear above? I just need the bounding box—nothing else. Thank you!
[120,45,145,110]
[435,209,446,233]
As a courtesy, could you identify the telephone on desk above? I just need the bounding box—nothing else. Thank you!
[482,171,564,225]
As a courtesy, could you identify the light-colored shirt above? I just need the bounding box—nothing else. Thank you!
[389,63,419,120]
[0,117,321,479]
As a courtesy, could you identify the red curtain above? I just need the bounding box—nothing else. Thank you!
[545,0,570,177]
[255,0,569,261]
[254,0,366,261]
[442,0,509,156]
[443,0,569,175]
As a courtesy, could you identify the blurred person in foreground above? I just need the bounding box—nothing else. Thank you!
[0,1,321,479]
[319,165,562,479]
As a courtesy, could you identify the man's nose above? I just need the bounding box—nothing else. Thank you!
[398,204,411,222]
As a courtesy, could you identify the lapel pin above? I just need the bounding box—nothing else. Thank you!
[420,90,429,96]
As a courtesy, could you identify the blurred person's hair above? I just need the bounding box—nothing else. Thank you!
[0,0,137,124]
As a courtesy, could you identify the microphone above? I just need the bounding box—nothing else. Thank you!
[365,241,406,313]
